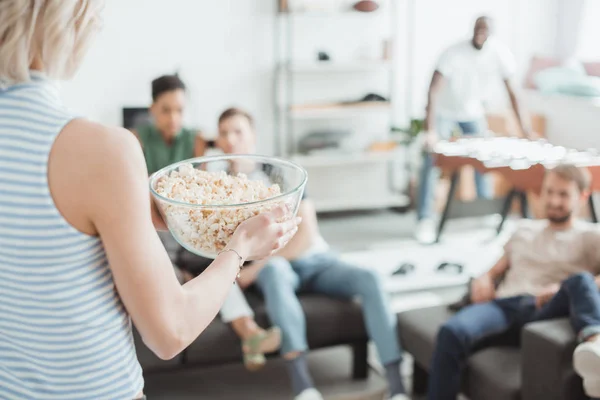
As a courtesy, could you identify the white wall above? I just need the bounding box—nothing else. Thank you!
[60,0,276,151]
[59,0,559,153]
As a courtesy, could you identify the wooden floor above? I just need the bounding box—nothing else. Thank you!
[144,346,389,400]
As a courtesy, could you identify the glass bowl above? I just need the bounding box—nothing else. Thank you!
[150,154,308,259]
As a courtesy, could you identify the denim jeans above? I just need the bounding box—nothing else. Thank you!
[428,272,600,400]
[417,118,492,221]
[255,251,402,365]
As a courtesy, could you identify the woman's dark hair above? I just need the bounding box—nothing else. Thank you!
[151,74,185,101]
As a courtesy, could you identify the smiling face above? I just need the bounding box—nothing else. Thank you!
[472,17,493,50]
[541,169,589,226]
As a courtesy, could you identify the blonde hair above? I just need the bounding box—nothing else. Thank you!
[0,0,103,84]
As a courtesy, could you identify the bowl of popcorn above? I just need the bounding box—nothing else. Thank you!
[150,155,308,259]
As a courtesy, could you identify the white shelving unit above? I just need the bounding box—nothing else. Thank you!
[287,102,392,120]
[274,0,409,213]
[290,148,401,167]
[282,60,392,73]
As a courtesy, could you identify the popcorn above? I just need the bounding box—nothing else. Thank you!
[153,164,285,256]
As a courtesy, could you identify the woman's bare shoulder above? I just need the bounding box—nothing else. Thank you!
[49,119,148,234]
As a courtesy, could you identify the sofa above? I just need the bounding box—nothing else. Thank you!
[398,305,587,400]
[133,290,372,385]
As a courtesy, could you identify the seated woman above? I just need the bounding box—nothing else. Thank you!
[132,75,280,370]
[216,108,408,400]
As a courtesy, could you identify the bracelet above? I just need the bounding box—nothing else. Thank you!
[218,248,244,282]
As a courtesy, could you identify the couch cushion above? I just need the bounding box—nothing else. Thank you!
[398,305,523,400]
[521,319,584,400]
[183,292,368,366]
[397,305,454,369]
[464,347,522,400]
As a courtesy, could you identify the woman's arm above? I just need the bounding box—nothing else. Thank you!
[48,119,298,360]
[237,199,319,288]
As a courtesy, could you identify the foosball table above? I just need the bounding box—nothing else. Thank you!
[432,137,600,242]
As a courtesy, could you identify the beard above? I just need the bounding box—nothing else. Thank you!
[546,208,572,224]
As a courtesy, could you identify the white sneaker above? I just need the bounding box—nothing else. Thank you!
[574,340,600,397]
[481,213,501,227]
[294,388,324,400]
[390,394,411,400]
[415,218,437,244]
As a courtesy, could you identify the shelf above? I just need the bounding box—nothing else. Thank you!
[278,8,384,16]
[288,102,391,119]
[290,150,401,167]
[280,61,391,73]
[314,194,410,213]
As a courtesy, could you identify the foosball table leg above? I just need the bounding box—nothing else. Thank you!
[518,191,530,219]
[589,194,598,223]
[435,172,460,243]
[497,190,517,235]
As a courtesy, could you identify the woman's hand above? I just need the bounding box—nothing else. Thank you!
[228,205,301,262]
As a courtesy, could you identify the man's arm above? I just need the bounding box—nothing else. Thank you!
[424,71,445,133]
[194,132,208,157]
[471,253,510,303]
[485,253,510,281]
[503,79,532,139]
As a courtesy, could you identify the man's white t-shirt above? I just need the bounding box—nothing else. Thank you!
[436,38,516,121]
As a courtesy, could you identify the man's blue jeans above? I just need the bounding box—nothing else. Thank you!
[255,251,402,366]
[417,118,492,221]
[428,272,600,400]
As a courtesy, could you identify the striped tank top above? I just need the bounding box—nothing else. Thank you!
[0,73,144,399]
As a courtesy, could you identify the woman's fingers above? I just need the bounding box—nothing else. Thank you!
[266,204,288,222]
[274,226,299,250]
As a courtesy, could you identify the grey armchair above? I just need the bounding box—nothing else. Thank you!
[397,305,587,400]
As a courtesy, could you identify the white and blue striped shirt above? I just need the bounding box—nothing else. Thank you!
[0,73,144,399]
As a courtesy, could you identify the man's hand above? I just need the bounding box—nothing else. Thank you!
[535,283,560,309]
[470,274,496,303]
[422,131,439,152]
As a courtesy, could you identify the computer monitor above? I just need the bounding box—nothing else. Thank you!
[122,107,151,130]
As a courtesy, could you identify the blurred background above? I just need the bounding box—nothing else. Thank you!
[52,2,600,398]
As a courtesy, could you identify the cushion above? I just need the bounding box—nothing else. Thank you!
[534,66,600,97]
[521,319,584,400]
[464,347,522,400]
[184,292,368,366]
[397,305,454,369]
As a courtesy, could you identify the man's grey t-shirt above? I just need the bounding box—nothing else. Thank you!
[496,219,600,298]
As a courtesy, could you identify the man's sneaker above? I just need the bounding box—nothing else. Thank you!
[574,339,600,397]
[390,394,411,400]
[295,388,324,400]
[415,218,437,244]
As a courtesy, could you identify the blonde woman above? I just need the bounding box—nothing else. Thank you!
[0,1,299,399]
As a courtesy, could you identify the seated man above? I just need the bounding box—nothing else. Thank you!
[133,75,280,370]
[427,164,600,400]
[217,108,408,400]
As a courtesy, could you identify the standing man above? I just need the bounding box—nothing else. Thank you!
[416,16,532,243]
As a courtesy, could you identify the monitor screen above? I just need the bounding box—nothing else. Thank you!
[122,107,151,130]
